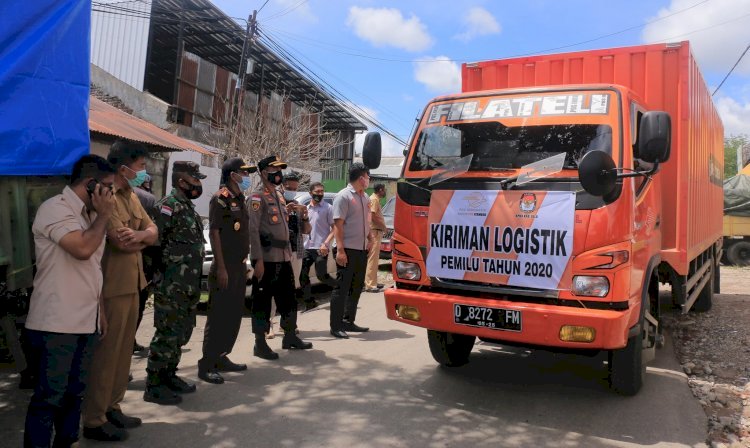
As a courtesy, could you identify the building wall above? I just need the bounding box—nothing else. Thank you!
[91,0,151,91]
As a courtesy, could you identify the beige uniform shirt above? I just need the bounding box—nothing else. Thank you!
[25,186,105,334]
[101,186,154,298]
[247,185,293,262]
[369,193,386,231]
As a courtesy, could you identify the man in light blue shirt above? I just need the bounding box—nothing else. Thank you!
[299,182,337,311]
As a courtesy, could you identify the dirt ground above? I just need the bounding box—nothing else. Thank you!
[664,265,750,447]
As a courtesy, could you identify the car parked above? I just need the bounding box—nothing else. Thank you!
[380,196,395,259]
[200,192,339,296]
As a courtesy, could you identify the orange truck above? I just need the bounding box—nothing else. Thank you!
[362,41,723,395]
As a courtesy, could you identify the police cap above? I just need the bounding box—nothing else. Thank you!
[257,155,288,172]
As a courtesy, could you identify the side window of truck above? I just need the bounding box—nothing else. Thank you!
[631,103,648,194]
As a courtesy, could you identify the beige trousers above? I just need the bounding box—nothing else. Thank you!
[365,230,383,289]
[82,292,138,428]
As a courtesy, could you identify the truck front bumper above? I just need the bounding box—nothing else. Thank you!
[384,288,635,350]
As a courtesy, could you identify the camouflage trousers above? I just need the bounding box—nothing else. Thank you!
[146,286,200,373]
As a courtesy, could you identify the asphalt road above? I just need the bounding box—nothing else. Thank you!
[1,288,708,447]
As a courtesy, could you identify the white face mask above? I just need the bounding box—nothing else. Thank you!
[283,190,297,201]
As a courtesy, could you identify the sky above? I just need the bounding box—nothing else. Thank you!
[212,0,750,156]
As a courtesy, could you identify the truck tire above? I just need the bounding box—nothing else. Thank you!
[692,264,713,312]
[608,326,644,396]
[726,241,750,266]
[427,330,475,367]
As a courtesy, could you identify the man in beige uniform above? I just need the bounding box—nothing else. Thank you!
[364,183,386,293]
[248,155,313,360]
[82,140,158,442]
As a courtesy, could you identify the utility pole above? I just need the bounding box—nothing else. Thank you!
[230,10,257,152]
[172,0,185,122]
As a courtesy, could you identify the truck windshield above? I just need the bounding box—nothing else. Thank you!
[408,121,612,173]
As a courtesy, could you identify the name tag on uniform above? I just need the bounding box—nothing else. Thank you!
[230,201,240,212]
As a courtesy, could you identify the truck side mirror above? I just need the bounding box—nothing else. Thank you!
[638,111,671,163]
[578,150,617,197]
[363,132,382,169]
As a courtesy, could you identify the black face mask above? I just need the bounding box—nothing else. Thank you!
[267,172,283,186]
[181,180,203,199]
[311,193,324,203]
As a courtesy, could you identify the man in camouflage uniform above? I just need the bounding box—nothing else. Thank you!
[248,155,313,360]
[144,161,206,405]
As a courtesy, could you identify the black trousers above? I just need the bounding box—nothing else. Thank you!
[250,261,298,335]
[329,248,367,331]
[199,261,246,370]
[24,329,96,448]
[299,249,337,303]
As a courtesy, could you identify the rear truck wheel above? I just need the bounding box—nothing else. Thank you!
[609,283,657,396]
[726,241,750,266]
[692,263,714,312]
[427,330,476,367]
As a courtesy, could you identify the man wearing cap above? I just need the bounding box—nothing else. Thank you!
[198,158,255,384]
[247,155,313,360]
[143,161,206,404]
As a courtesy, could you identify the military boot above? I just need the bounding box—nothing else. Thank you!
[282,332,313,350]
[253,334,279,360]
[143,370,183,405]
[164,369,196,394]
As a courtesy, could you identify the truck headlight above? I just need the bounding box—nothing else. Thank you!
[572,276,609,297]
[396,261,421,281]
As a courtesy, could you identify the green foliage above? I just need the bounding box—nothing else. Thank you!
[725,134,750,178]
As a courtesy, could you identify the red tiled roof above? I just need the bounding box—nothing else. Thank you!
[89,97,211,155]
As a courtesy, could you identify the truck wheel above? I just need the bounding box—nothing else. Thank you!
[692,264,713,312]
[427,330,475,367]
[726,241,750,266]
[608,327,644,396]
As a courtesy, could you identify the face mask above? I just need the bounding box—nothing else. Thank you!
[181,180,203,199]
[283,190,297,202]
[124,166,148,188]
[311,193,324,203]
[267,172,283,186]
[237,175,252,192]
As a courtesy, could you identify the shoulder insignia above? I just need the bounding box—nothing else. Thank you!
[160,205,173,216]
[217,198,227,208]
[251,193,262,212]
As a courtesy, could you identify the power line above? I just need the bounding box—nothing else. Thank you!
[261,27,413,128]
[264,0,308,21]
[257,0,271,13]
[257,29,407,146]
[713,43,750,96]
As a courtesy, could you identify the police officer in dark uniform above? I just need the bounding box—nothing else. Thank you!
[247,155,312,360]
[198,158,256,384]
[144,161,206,404]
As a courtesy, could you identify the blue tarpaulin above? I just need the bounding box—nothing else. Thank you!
[0,0,91,175]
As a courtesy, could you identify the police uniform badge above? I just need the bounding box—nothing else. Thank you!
[251,193,261,211]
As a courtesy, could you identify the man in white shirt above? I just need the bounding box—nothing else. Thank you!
[298,182,337,311]
[23,155,115,447]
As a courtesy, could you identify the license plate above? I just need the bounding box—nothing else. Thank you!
[453,304,522,332]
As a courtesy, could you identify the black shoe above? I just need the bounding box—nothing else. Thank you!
[106,409,142,429]
[198,369,224,384]
[143,385,182,405]
[330,329,349,339]
[377,283,385,289]
[216,356,247,372]
[83,422,129,441]
[254,342,279,360]
[364,287,384,293]
[165,373,196,394]
[342,321,369,332]
[282,334,313,350]
[303,301,319,312]
[133,342,146,353]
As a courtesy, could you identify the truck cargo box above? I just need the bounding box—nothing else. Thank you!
[462,42,724,275]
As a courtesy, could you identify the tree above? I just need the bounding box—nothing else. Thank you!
[208,92,352,186]
[725,134,749,179]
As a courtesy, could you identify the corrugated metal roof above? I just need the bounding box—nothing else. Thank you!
[89,96,211,154]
